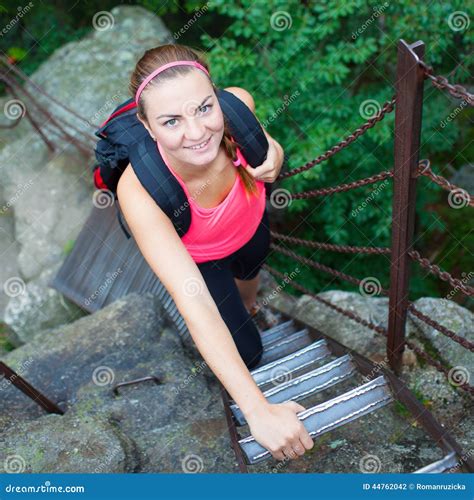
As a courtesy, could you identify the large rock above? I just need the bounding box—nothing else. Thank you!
[0,183,20,318]
[0,5,173,331]
[408,297,473,376]
[1,413,137,473]
[265,287,388,359]
[3,262,86,345]
[0,292,229,472]
[0,293,166,430]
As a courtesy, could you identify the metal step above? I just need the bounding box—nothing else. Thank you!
[413,451,459,473]
[260,319,297,346]
[258,328,313,365]
[250,339,332,389]
[231,354,357,425]
[238,375,394,464]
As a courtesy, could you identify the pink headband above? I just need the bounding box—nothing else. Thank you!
[135,60,210,104]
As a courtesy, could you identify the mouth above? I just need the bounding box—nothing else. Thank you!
[184,136,212,151]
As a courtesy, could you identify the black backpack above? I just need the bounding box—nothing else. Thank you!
[93,88,272,239]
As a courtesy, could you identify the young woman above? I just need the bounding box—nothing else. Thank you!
[117,44,314,462]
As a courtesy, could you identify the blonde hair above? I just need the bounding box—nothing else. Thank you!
[129,44,259,199]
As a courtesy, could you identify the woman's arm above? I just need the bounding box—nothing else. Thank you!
[117,165,313,461]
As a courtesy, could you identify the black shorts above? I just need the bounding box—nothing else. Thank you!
[196,208,270,368]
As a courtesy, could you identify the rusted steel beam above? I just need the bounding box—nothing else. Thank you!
[387,40,426,374]
[0,362,64,415]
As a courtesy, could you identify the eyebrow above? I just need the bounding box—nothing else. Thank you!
[156,95,213,120]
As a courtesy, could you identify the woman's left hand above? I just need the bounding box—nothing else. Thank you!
[245,135,284,183]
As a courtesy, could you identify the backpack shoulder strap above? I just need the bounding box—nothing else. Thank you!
[128,135,191,237]
[216,88,269,167]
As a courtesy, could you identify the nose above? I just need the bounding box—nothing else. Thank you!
[184,117,207,143]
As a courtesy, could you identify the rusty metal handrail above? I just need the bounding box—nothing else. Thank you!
[278,96,396,180]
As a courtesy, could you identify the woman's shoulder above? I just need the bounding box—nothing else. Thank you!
[224,87,255,113]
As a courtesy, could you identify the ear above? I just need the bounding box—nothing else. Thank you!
[137,113,154,138]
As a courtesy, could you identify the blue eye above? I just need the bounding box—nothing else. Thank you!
[164,118,178,127]
[199,104,212,114]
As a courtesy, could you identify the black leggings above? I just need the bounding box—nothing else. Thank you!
[196,208,271,369]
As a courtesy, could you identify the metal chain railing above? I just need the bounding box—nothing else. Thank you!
[264,265,474,395]
[418,59,474,106]
[263,264,388,337]
[271,232,391,256]
[277,96,396,180]
[407,304,474,352]
[288,169,393,200]
[415,159,474,208]
[270,236,474,351]
[270,243,390,295]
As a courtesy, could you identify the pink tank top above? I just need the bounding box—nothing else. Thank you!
[157,140,266,263]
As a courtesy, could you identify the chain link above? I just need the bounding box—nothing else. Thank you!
[418,60,474,106]
[278,96,396,180]
[415,159,474,207]
[263,265,474,394]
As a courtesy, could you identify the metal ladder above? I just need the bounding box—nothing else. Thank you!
[220,305,473,473]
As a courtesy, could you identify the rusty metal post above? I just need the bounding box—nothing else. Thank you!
[0,362,64,414]
[387,40,425,374]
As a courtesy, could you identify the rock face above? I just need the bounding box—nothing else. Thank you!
[409,297,473,376]
[0,5,173,339]
[0,293,237,473]
[1,280,472,473]
[0,4,472,475]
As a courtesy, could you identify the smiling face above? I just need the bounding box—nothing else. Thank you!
[138,69,225,173]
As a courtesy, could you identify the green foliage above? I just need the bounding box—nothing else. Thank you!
[200,0,473,302]
[1,0,471,302]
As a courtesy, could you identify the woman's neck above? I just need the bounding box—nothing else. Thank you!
[165,143,231,183]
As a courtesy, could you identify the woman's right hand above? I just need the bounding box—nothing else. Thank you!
[245,401,314,461]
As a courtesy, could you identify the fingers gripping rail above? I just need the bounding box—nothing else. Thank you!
[238,375,394,465]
